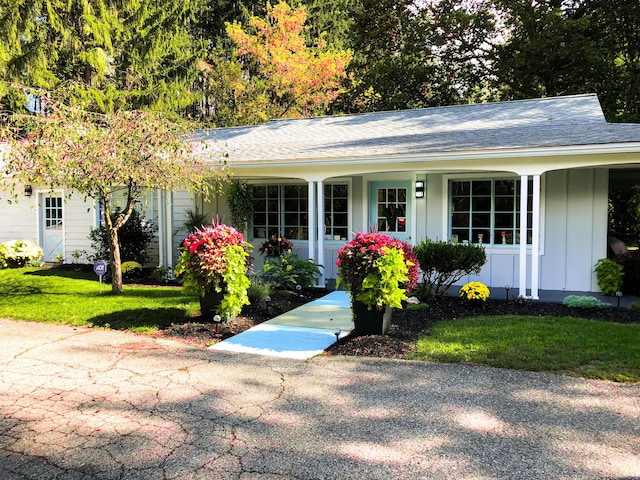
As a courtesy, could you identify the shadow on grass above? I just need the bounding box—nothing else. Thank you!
[26,269,96,280]
[89,308,192,331]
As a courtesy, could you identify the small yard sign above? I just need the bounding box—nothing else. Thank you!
[94,260,108,293]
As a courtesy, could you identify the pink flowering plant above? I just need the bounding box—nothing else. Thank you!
[258,235,294,256]
[336,232,419,311]
[174,223,251,318]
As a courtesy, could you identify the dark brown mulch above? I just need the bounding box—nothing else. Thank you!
[326,296,640,359]
[160,290,640,354]
[157,288,327,347]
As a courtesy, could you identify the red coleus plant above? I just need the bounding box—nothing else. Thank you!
[336,232,419,304]
[174,222,252,318]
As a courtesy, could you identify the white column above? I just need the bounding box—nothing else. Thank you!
[316,180,325,287]
[518,176,529,297]
[165,191,174,267]
[531,174,541,300]
[308,181,316,262]
[157,189,166,267]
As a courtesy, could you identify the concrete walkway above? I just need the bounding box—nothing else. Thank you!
[1,318,639,479]
[210,291,353,359]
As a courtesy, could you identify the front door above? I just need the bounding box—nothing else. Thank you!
[39,193,64,262]
[369,181,412,241]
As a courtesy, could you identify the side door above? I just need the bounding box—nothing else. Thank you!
[369,181,412,241]
[39,193,64,262]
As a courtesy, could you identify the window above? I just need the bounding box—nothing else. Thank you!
[325,184,348,240]
[96,190,158,232]
[450,178,533,245]
[376,187,407,233]
[252,183,349,240]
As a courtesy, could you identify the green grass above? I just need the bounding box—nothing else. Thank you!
[410,315,640,382]
[0,268,199,333]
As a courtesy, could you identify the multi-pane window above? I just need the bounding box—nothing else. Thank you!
[44,197,63,230]
[97,190,158,232]
[324,184,348,240]
[376,187,407,233]
[252,183,349,240]
[450,179,533,245]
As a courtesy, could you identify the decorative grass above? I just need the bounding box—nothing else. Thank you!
[0,267,199,333]
[410,315,640,382]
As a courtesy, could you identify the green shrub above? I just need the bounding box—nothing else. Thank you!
[0,240,43,268]
[260,254,322,290]
[149,265,172,285]
[121,261,143,280]
[562,295,609,309]
[247,277,273,304]
[89,209,154,265]
[594,258,624,296]
[413,239,487,298]
[630,301,640,311]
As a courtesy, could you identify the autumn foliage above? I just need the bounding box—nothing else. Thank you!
[226,2,352,119]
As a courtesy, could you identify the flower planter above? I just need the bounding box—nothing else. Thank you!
[351,300,393,335]
[199,291,225,323]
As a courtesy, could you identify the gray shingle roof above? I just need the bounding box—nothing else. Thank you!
[198,94,640,163]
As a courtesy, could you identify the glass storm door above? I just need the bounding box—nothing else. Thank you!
[369,181,412,241]
[40,194,64,262]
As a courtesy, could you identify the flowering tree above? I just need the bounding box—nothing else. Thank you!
[1,97,227,293]
[225,1,352,119]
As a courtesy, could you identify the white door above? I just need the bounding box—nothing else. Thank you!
[40,194,64,262]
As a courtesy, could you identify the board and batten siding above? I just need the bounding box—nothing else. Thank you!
[421,169,608,293]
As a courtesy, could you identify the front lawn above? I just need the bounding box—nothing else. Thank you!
[0,267,199,332]
[410,315,640,382]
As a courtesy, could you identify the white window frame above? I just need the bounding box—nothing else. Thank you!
[442,173,546,255]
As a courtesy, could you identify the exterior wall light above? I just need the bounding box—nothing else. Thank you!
[24,185,33,197]
[415,180,425,198]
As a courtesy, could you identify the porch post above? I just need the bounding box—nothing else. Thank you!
[316,180,326,287]
[531,175,541,300]
[308,181,316,263]
[518,176,529,297]
[157,189,167,267]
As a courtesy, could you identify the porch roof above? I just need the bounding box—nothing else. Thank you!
[198,94,640,164]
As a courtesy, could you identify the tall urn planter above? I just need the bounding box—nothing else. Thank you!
[199,290,225,323]
[352,300,393,335]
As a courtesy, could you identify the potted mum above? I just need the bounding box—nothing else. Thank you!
[336,232,419,335]
[174,223,251,321]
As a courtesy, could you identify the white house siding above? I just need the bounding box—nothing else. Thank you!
[0,186,96,263]
[61,192,97,263]
[541,168,608,292]
[417,169,608,293]
[0,184,39,244]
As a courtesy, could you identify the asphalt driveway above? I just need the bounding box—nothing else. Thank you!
[1,318,639,479]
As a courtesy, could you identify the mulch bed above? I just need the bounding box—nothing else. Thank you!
[160,290,640,355]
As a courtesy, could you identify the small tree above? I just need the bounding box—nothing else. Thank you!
[89,209,154,265]
[414,239,487,298]
[2,97,227,293]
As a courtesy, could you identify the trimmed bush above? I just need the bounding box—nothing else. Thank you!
[414,239,487,298]
[0,240,43,268]
[121,261,143,280]
[260,254,322,290]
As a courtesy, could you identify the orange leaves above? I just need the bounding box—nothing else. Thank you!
[225,1,352,119]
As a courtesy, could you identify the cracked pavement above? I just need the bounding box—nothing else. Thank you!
[1,318,639,479]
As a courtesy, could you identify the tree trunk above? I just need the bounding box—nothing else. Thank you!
[108,227,123,294]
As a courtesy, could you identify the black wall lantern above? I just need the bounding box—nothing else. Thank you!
[24,185,33,197]
[415,180,425,198]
